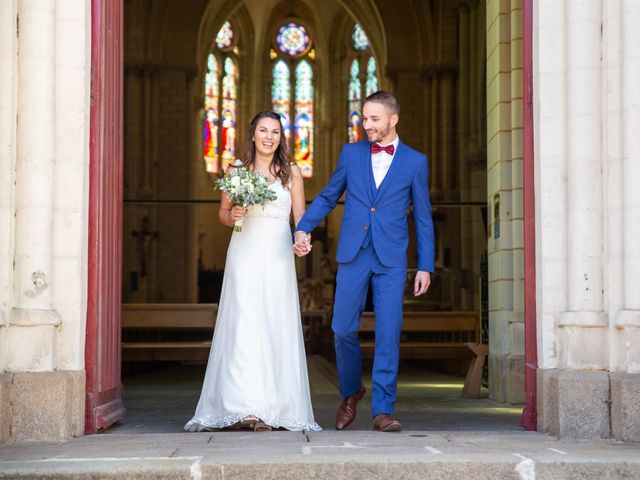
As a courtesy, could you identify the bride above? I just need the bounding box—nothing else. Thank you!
[185,111,321,432]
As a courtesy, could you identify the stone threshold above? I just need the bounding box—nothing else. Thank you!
[1,431,639,479]
[1,456,639,479]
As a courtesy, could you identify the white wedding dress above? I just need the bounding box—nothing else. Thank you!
[185,180,321,432]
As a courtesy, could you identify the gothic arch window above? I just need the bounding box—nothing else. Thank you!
[203,20,239,174]
[270,21,315,177]
[347,23,379,143]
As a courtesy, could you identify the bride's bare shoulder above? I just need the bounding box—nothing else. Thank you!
[290,163,303,178]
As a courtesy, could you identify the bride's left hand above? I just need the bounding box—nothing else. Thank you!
[293,233,312,257]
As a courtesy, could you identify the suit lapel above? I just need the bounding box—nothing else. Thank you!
[373,140,407,204]
[362,141,374,204]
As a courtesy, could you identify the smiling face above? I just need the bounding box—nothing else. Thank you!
[362,101,399,144]
[252,117,282,157]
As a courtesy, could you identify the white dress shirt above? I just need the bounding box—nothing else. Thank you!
[371,136,399,188]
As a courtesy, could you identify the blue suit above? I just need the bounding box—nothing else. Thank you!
[296,139,434,416]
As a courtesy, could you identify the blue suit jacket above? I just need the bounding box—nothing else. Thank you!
[296,140,435,272]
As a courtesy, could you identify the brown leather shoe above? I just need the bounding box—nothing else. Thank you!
[373,413,402,432]
[335,384,365,430]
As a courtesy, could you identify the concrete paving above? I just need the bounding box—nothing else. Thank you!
[1,357,639,479]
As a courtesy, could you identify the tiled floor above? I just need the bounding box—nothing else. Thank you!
[107,356,522,434]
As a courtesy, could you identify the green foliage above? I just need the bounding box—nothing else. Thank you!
[214,167,278,207]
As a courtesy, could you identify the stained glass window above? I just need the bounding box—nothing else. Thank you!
[348,60,362,144]
[366,57,379,96]
[271,60,291,142]
[216,21,233,49]
[271,21,315,177]
[347,23,379,142]
[294,60,313,177]
[203,20,239,174]
[220,58,238,171]
[353,23,369,51]
[203,54,220,173]
[277,23,310,56]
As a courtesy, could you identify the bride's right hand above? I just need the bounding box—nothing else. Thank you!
[230,206,247,221]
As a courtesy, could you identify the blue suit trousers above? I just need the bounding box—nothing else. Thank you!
[332,242,406,417]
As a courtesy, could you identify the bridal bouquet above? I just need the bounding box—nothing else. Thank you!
[214,163,277,232]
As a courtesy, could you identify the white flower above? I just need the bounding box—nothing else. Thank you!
[213,166,277,208]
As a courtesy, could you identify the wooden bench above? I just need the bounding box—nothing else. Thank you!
[121,303,217,362]
[359,310,479,360]
[359,310,487,397]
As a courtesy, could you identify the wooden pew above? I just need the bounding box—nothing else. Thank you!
[358,310,480,360]
[121,303,217,362]
[359,310,488,396]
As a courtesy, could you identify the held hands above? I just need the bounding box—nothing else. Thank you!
[414,271,431,296]
[293,232,312,257]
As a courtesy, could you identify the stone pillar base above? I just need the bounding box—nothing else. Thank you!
[0,373,10,443]
[611,372,640,442]
[537,369,610,439]
[488,353,524,404]
[0,370,85,443]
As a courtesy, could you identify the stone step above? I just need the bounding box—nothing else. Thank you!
[1,457,640,479]
[1,431,640,479]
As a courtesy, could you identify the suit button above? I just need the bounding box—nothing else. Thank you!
[363,226,369,231]
[370,207,376,212]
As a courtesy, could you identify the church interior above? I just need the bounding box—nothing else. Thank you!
[117,0,526,431]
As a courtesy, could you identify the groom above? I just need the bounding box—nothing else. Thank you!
[294,91,434,432]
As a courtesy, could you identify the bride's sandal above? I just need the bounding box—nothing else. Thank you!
[253,421,272,432]
[240,415,259,430]
[229,415,258,430]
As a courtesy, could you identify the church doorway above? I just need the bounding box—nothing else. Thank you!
[86,0,535,434]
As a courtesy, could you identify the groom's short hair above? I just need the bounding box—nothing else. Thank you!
[364,91,400,115]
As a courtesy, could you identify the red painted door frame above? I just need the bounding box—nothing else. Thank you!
[519,0,537,431]
[85,0,126,434]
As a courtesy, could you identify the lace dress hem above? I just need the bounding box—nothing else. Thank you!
[184,413,322,432]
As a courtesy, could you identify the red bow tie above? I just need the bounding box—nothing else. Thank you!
[371,143,395,155]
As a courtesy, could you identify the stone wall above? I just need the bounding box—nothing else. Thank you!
[535,0,640,441]
[486,0,525,404]
[0,0,90,442]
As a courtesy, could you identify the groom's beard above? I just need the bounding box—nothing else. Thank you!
[366,123,391,143]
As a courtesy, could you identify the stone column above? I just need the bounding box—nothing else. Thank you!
[0,0,16,446]
[186,72,198,303]
[486,0,524,404]
[0,0,16,329]
[440,70,455,198]
[457,3,472,309]
[617,0,640,370]
[556,0,607,369]
[508,0,524,398]
[2,0,88,444]
[537,0,611,440]
[430,76,441,198]
[612,0,640,443]
[9,0,61,370]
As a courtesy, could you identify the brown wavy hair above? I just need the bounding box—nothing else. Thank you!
[243,111,293,187]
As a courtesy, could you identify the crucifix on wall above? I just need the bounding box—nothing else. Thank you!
[131,216,158,277]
